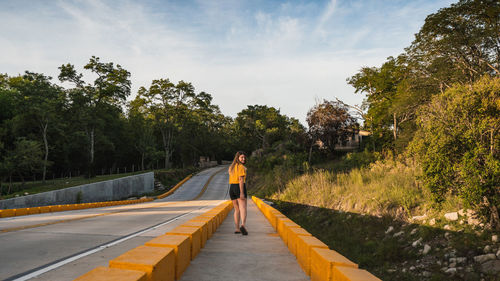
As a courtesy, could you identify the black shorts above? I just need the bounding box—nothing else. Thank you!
[229,183,247,200]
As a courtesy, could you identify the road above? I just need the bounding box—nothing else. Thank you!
[0,166,229,281]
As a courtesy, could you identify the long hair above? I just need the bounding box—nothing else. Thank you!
[229,151,246,174]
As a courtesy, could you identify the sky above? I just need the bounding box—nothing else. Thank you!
[0,0,456,125]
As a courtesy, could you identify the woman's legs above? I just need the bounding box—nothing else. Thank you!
[232,199,240,231]
[237,198,247,227]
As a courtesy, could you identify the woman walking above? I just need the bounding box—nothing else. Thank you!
[228,151,248,235]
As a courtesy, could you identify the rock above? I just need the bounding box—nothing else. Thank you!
[480,260,500,274]
[468,217,481,226]
[445,212,459,221]
[24,192,29,195]
[445,267,457,274]
[423,271,432,277]
[449,262,457,268]
[410,228,418,235]
[450,257,467,264]
[459,220,464,225]
[410,266,416,271]
[458,209,466,216]
[484,245,492,253]
[449,249,457,258]
[474,254,496,263]
[445,232,452,239]
[496,249,500,258]
[386,269,396,273]
[393,231,404,237]
[492,235,498,243]
[15,194,19,197]
[423,244,431,255]
[385,226,394,234]
[464,272,480,281]
[429,218,436,225]
[444,224,452,230]
[127,197,138,200]
[412,214,427,221]
[412,238,423,247]
[402,268,407,273]
[467,209,476,216]
[140,196,147,199]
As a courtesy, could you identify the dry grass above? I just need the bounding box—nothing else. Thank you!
[251,155,462,221]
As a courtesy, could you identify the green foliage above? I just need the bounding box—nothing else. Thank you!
[410,76,500,227]
[233,105,306,153]
[348,0,500,153]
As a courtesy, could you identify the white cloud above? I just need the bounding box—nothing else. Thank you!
[0,0,455,125]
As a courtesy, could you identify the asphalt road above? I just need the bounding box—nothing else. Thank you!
[0,166,229,281]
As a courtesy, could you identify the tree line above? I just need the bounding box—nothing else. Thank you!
[347,0,499,228]
[0,57,308,194]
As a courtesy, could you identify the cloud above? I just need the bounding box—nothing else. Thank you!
[0,0,456,125]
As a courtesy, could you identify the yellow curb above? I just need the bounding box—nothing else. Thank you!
[252,196,381,281]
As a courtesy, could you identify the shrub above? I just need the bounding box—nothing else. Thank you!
[409,76,500,229]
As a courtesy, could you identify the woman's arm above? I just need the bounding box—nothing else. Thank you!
[239,176,245,199]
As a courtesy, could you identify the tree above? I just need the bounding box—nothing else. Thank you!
[128,96,162,170]
[306,100,357,158]
[408,0,500,86]
[234,105,290,152]
[58,56,131,177]
[410,76,500,229]
[8,72,61,183]
[5,138,44,189]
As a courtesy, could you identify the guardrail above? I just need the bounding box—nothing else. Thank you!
[252,196,381,281]
[74,200,233,281]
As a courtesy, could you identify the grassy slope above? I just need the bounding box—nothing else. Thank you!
[248,152,499,281]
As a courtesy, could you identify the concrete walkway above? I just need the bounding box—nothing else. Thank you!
[180,199,310,281]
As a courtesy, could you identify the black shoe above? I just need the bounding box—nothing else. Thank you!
[234,231,241,234]
[240,226,248,235]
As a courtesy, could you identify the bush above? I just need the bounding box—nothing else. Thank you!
[410,76,500,229]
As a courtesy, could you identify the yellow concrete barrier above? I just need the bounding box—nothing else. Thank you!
[27,207,40,215]
[296,235,329,275]
[277,219,300,244]
[0,209,15,218]
[166,226,202,260]
[145,234,191,280]
[109,245,175,281]
[287,227,312,256]
[74,266,148,281]
[252,196,380,280]
[157,174,192,199]
[332,266,381,281]
[190,217,214,238]
[39,206,51,213]
[310,248,358,281]
[14,208,29,216]
[182,221,209,248]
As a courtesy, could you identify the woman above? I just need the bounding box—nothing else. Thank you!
[228,151,248,235]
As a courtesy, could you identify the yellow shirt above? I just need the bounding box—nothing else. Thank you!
[229,163,246,184]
